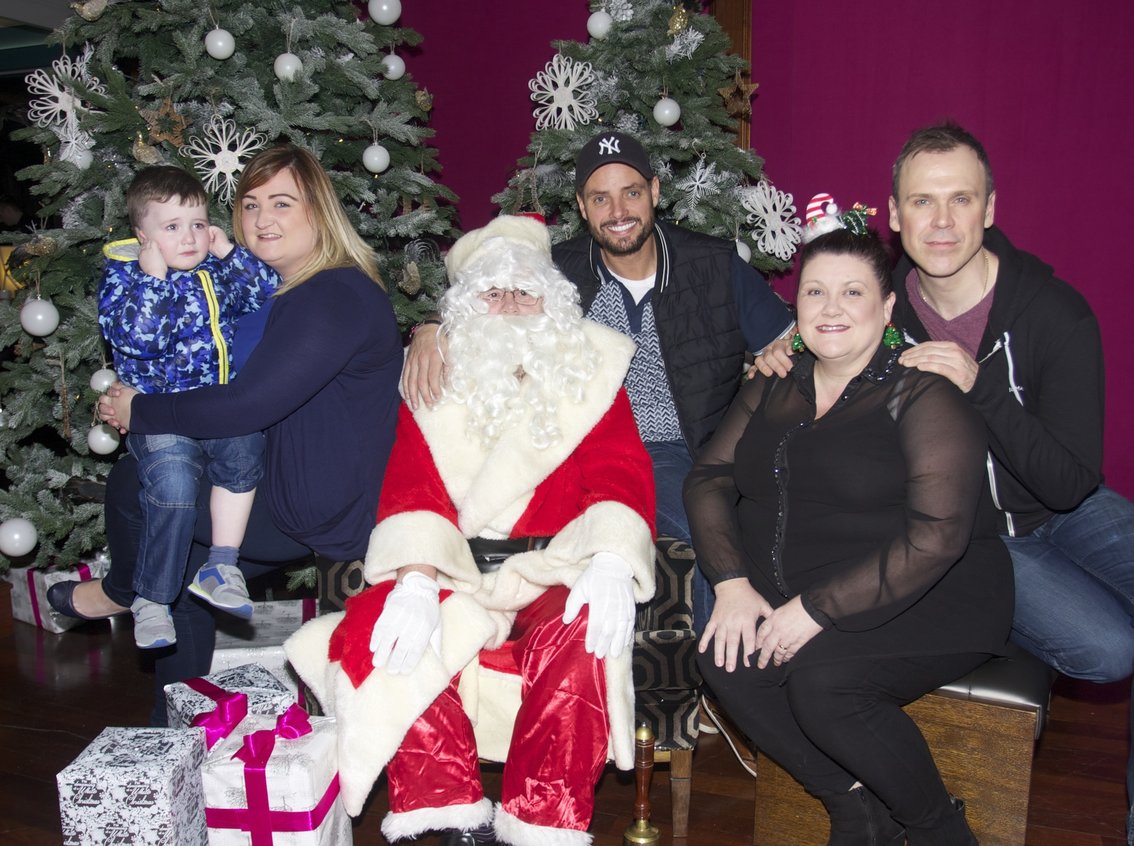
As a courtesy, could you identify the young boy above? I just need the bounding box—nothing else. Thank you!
[98,166,278,649]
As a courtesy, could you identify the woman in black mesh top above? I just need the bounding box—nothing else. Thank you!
[685,224,1012,846]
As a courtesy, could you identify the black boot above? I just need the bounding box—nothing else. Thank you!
[904,796,977,846]
[439,823,497,845]
[820,786,905,846]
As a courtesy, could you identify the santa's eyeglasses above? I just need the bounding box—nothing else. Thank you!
[478,288,540,306]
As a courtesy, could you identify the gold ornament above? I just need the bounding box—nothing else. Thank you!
[400,260,422,296]
[70,0,108,21]
[132,132,163,165]
[415,88,434,113]
[667,4,690,36]
[718,71,759,117]
[139,98,189,147]
[20,235,59,258]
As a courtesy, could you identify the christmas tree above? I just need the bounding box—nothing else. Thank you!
[0,0,457,569]
[493,0,800,274]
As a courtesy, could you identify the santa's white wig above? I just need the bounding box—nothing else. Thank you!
[439,215,600,449]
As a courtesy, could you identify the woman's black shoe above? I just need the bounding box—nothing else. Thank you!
[440,824,497,845]
[46,580,118,621]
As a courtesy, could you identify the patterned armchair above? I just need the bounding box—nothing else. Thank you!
[631,536,702,838]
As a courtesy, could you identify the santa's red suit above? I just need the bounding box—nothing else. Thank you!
[287,322,656,846]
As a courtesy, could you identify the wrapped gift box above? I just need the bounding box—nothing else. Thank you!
[210,645,302,702]
[166,663,294,731]
[57,726,207,846]
[214,598,317,651]
[5,554,110,634]
[202,706,349,845]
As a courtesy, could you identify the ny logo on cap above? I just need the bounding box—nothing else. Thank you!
[598,136,621,156]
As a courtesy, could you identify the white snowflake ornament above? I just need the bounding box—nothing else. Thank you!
[676,158,724,202]
[180,115,267,206]
[58,120,95,169]
[26,44,105,131]
[740,181,802,262]
[529,54,597,131]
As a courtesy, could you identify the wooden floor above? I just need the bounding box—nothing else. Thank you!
[1,582,1128,846]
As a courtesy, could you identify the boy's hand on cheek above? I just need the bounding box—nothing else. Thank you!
[137,238,167,280]
[208,225,234,259]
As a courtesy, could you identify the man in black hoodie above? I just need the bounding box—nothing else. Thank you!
[888,121,1134,828]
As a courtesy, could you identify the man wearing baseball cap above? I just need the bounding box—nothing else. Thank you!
[552,130,794,635]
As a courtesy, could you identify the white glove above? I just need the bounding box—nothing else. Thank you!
[370,571,442,675]
[562,552,636,659]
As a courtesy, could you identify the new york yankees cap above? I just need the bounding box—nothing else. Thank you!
[574,131,655,195]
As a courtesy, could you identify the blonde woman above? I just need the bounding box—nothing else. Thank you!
[59,145,402,721]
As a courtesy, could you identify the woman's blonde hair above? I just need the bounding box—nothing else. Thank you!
[232,144,384,293]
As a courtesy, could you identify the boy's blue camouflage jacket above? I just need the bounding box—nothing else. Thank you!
[98,238,279,394]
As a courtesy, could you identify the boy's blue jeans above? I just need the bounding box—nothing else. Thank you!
[127,431,264,604]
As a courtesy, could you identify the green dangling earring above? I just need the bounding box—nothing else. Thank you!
[882,321,902,349]
[791,332,805,353]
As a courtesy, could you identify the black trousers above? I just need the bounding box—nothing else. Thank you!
[699,647,986,833]
[103,454,310,725]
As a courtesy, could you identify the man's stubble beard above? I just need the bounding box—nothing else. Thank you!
[589,208,656,258]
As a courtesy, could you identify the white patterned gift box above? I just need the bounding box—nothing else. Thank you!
[4,554,110,634]
[214,598,317,651]
[57,726,207,846]
[166,663,294,730]
[202,705,349,845]
[210,645,302,702]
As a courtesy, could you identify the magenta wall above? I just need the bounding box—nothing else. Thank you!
[398,1,1134,493]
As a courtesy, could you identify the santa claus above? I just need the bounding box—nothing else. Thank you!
[286,215,656,846]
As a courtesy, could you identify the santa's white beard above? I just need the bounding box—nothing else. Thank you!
[445,313,594,449]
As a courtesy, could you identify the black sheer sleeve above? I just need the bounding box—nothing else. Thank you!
[802,372,987,631]
[683,376,767,586]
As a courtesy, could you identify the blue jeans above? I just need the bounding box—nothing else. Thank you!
[127,432,265,604]
[1003,484,1134,824]
[646,439,714,634]
[1004,486,1134,682]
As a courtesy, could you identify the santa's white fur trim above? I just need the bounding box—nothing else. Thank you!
[416,323,635,539]
[382,797,494,842]
[364,510,482,590]
[494,804,593,846]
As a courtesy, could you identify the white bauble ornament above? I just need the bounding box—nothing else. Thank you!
[87,424,121,455]
[0,517,37,558]
[653,96,681,127]
[381,53,406,80]
[362,144,390,174]
[368,0,401,25]
[90,368,117,392]
[273,52,302,82]
[735,239,752,262]
[205,28,235,60]
[67,147,94,170]
[588,10,613,39]
[20,298,60,336]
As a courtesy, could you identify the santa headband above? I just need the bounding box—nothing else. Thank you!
[802,193,877,243]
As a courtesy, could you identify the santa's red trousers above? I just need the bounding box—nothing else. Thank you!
[384,585,609,832]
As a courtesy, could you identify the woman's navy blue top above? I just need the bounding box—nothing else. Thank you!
[130,267,402,561]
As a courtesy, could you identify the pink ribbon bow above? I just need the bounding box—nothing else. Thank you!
[186,677,250,749]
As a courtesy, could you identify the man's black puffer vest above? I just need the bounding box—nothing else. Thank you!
[552,221,746,455]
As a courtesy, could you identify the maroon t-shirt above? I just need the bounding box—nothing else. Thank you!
[904,269,993,358]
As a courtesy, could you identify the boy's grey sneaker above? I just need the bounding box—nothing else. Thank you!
[188,562,254,620]
[130,597,176,649]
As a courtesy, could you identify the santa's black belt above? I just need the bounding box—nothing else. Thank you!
[468,537,551,574]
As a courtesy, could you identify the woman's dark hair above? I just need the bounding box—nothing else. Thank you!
[799,227,894,296]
